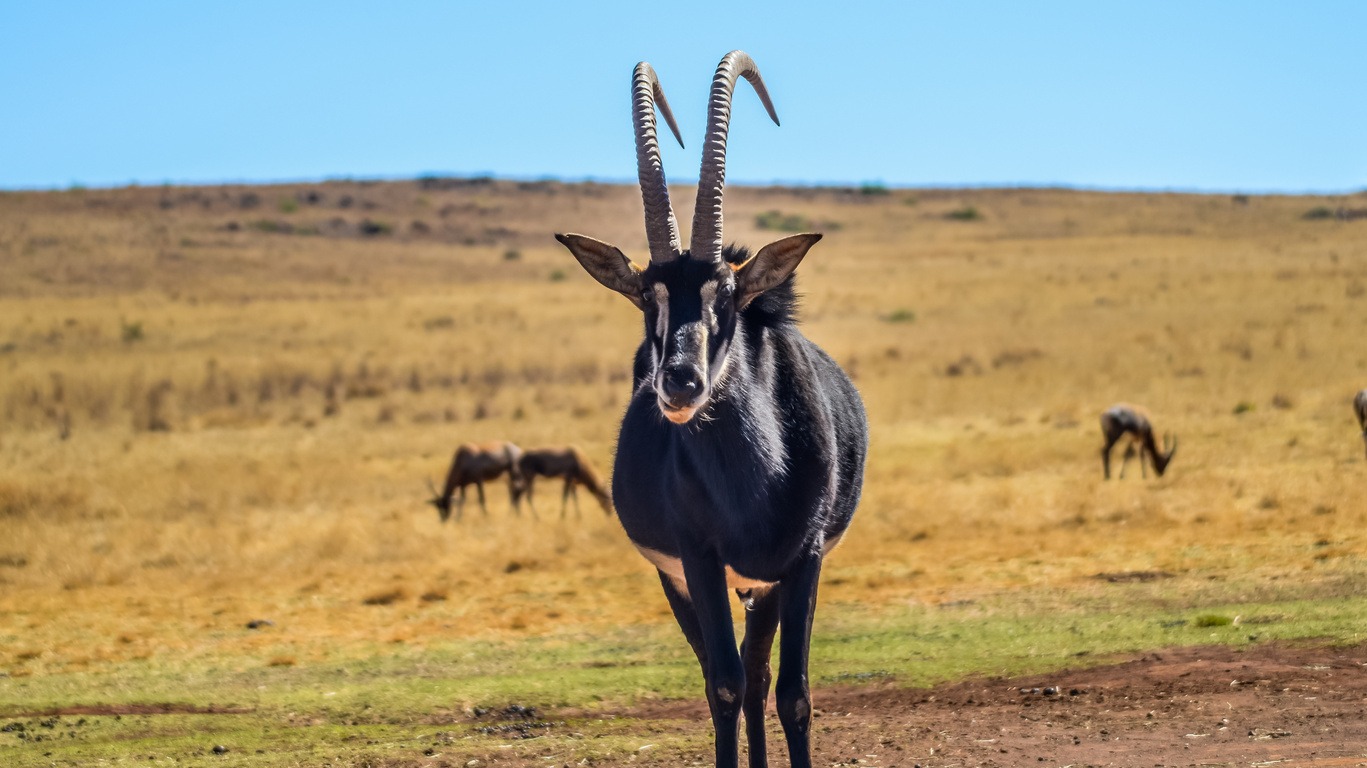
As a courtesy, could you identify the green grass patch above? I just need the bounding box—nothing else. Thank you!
[755,209,814,232]
[1193,613,1234,627]
[944,206,982,221]
[4,578,1366,766]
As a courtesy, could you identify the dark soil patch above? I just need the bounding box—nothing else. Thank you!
[2,703,252,718]
[555,641,1367,767]
[1093,569,1176,583]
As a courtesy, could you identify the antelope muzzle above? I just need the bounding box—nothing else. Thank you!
[655,321,710,423]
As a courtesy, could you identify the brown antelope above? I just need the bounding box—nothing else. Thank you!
[516,446,613,518]
[1100,403,1177,479]
[427,441,526,522]
[1355,389,1367,460]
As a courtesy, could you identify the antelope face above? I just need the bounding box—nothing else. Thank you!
[556,233,820,426]
[639,256,741,423]
[428,495,452,523]
[1153,433,1178,477]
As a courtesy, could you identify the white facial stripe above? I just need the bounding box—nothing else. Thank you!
[653,284,669,343]
[691,281,717,387]
[711,338,732,388]
[688,314,709,385]
[699,324,709,384]
[700,280,719,333]
[649,283,668,380]
[701,280,728,386]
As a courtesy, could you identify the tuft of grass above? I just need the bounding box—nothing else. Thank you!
[1193,614,1234,627]
[884,309,916,324]
[358,219,392,236]
[944,206,982,221]
[119,319,143,343]
[755,209,814,231]
[251,218,292,234]
[362,588,408,606]
[1302,206,1335,220]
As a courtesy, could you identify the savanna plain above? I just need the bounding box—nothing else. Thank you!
[3,180,1367,767]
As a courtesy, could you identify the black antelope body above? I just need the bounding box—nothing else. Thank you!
[1355,389,1367,461]
[427,441,526,521]
[555,52,868,768]
[516,446,612,518]
[1100,403,1178,479]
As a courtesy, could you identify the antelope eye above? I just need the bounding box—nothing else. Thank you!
[719,282,735,299]
[640,290,655,304]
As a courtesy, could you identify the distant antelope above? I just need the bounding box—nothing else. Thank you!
[427,441,526,522]
[1100,403,1178,479]
[556,52,867,768]
[516,446,613,518]
[1355,389,1367,460]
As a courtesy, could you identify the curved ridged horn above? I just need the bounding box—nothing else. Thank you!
[690,51,780,264]
[632,62,686,263]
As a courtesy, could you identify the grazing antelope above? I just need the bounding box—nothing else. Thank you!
[1355,389,1367,460]
[427,441,526,522]
[555,52,868,768]
[1100,403,1178,479]
[516,446,613,518]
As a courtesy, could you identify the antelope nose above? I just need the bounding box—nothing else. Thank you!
[661,367,703,405]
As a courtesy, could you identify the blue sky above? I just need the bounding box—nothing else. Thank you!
[3,2,1364,192]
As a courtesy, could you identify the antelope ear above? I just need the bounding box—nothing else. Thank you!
[555,233,645,308]
[734,233,822,307]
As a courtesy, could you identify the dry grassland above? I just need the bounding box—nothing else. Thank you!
[2,179,1366,679]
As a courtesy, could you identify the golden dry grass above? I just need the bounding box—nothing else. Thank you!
[2,180,1366,678]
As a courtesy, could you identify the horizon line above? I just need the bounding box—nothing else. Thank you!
[3,172,1364,198]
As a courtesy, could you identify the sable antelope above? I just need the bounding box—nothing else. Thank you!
[516,446,613,518]
[1100,403,1177,479]
[555,52,868,768]
[427,441,526,522]
[1355,389,1367,461]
